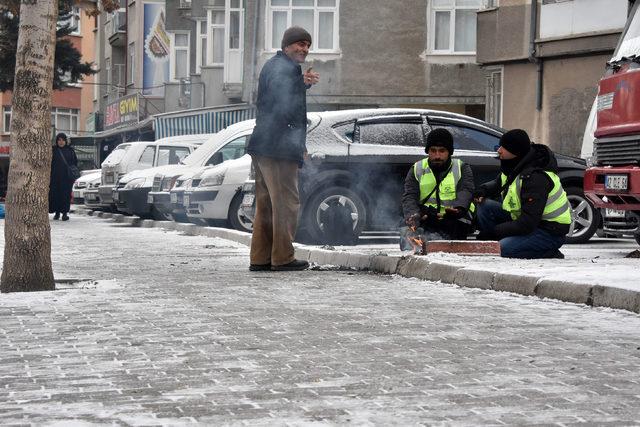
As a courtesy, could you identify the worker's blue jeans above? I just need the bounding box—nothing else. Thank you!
[476,199,565,258]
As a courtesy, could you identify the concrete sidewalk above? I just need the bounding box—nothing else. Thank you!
[81,209,640,314]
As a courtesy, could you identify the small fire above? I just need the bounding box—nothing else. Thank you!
[408,226,425,255]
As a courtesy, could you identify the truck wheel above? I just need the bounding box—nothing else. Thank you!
[565,186,599,244]
[303,186,366,245]
[228,193,253,232]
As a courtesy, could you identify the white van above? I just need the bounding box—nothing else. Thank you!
[97,134,210,209]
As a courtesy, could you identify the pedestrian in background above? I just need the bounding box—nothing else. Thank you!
[474,129,571,258]
[401,128,475,247]
[247,26,320,271]
[49,132,78,221]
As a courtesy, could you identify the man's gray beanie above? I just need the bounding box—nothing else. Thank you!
[281,26,312,50]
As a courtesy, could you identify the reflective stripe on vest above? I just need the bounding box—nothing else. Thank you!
[413,158,475,215]
[500,171,571,224]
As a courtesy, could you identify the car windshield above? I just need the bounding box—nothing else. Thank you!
[179,124,253,167]
[429,124,499,152]
[102,144,131,165]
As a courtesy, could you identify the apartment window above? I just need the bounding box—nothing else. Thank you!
[128,42,135,85]
[196,20,207,73]
[485,68,502,126]
[170,32,190,80]
[267,0,339,52]
[3,106,11,133]
[51,108,79,136]
[430,0,481,54]
[480,0,498,8]
[59,5,81,35]
[207,4,226,66]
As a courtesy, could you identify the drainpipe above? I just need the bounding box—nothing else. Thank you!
[249,0,260,105]
[529,0,542,111]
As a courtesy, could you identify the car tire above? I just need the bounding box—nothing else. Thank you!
[565,186,599,244]
[634,232,640,246]
[228,193,253,233]
[151,206,167,221]
[303,186,366,245]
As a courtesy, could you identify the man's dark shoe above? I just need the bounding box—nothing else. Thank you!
[542,249,564,259]
[53,212,60,220]
[271,259,309,271]
[61,214,69,221]
[249,263,271,271]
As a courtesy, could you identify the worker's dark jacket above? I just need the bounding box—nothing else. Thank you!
[402,158,475,220]
[247,51,309,166]
[476,144,570,239]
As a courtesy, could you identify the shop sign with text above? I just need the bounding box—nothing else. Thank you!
[104,94,139,130]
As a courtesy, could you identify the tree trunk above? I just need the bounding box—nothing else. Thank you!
[1,0,58,292]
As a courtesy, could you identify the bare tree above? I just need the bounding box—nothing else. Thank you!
[1,0,59,292]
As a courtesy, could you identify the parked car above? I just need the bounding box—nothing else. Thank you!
[240,108,597,245]
[99,134,209,211]
[81,173,103,209]
[72,169,101,204]
[183,154,252,232]
[148,120,254,222]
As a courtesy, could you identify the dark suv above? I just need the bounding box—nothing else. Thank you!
[241,109,597,245]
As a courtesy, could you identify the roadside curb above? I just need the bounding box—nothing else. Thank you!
[77,208,640,314]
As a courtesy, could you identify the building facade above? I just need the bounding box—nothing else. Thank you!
[0,2,97,195]
[158,0,488,115]
[476,0,628,156]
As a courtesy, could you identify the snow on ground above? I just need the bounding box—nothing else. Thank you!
[0,214,639,292]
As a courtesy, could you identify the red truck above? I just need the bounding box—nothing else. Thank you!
[584,0,640,245]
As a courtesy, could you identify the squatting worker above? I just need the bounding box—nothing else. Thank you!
[474,129,571,259]
[246,26,320,272]
[401,128,475,243]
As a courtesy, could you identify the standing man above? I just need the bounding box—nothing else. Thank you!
[474,129,571,258]
[247,26,320,271]
[401,128,475,243]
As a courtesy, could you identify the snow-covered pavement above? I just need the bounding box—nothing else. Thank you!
[0,214,640,424]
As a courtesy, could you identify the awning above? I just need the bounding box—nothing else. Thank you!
[154,104,255,139]
[92,116,155,140]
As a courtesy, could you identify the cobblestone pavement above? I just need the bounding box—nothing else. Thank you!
[1,216,640,425]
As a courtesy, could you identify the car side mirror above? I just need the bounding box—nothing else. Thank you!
[208,152,224,166]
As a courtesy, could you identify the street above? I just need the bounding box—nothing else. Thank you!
[0,216,639,425]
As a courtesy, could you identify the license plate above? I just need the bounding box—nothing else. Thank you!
[113,191,119,201]
[147,194,153,204]
[170,193,177,204]
[183,194,190,207]
[242,193,255,206]
[605,208,625,218]
[605,174,628,190]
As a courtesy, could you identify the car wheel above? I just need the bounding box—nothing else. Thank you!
[151,206,167,221]
[565,186,599,244]
[635,232,640,246]
[228,193,253,232]
[303,186,366,245]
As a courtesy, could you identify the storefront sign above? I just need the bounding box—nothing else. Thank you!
[104,94,139,130]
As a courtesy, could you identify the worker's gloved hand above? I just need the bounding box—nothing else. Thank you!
[405,213,420,228]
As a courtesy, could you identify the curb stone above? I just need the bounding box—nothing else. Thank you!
[536,279,593,305]
[424,261,462,284]
[493,273,539,296]
[591,285,640,313]
[454,268,495,290]
[76,209,640,314]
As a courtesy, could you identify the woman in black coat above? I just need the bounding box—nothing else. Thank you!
[49,132,78,221]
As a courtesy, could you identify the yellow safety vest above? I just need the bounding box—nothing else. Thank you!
[413,158,475,221]
[500,171,571,224]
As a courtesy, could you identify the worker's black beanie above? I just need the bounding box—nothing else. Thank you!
[281,26,312,50]
[499,129,532,158]
[426,128,454,155]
